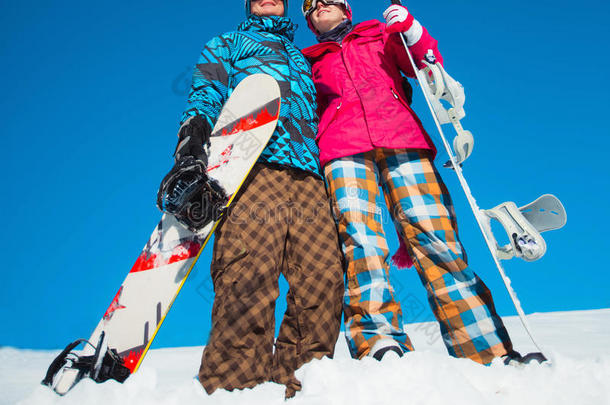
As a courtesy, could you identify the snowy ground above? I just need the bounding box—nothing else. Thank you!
[3,309,610,405]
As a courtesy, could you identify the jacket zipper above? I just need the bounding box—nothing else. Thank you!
[391,86,419,118]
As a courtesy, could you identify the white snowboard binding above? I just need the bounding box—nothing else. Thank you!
[391,22,568,357]
[417,51,474,168]
[482,194,567,262]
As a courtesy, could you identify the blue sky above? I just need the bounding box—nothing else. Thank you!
[1,0,609,351]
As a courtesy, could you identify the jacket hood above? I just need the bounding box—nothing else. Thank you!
[303,20,380,58]
[238,15,297,41]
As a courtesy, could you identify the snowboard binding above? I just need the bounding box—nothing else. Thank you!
[157,156,229,230]
[483,194,567,262]
[42,332,130,395]
[390,7,566,358]
[417,52,474,169]
[502,350,548,366]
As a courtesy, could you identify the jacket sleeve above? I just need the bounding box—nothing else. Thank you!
[386,20,444,77]
[180,34,234,129]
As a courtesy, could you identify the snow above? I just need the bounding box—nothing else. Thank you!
[3,309,610,405]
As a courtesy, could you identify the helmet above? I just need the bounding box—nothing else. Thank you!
[245,0,289,17]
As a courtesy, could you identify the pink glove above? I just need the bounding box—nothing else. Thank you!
[383,4,415,34]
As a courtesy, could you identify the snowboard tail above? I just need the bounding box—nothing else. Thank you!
[44,74,281,395]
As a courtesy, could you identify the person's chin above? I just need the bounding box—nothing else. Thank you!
[260,6,279,13]
[322,20,338,30]
[315,16,330,25]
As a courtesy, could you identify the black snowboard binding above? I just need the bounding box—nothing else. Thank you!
[42,332,130,394]
[502,350,548,366]
[157,156,229,230]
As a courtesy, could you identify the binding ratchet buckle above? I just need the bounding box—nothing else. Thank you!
[42,332,130,395]
[482,194,567,261]
[417,52,474,169]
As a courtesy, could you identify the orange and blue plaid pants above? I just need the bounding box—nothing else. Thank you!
[324,149,513,364]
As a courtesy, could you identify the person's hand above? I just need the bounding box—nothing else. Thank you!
[383,4,414,34]
[174,115,211,164]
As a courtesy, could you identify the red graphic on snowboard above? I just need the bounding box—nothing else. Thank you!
[103,286,127,321]
[207,145,235,172]
[220,106,278,136]
[130,240,202,274]
[208,104,280,171]
[122,349,144,373]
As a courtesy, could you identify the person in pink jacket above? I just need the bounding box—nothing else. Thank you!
[301,0,533,365]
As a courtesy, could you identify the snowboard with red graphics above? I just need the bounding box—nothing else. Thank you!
[50,74,281,395]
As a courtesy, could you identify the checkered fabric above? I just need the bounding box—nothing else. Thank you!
[198,163,344,398]
[325,149,513,364]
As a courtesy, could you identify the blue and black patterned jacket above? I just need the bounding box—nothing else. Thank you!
[182,15,321,176]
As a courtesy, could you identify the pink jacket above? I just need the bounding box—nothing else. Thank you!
[303,20,443,167]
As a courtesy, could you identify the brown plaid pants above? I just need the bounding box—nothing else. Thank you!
[198,163,344,398]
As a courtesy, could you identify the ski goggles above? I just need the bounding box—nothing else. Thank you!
[301,0,348,18]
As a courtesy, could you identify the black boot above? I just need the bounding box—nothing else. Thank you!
[502,350,547,366]
[369,338,404,361]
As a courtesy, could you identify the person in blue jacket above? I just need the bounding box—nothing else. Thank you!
[173,0,343,398]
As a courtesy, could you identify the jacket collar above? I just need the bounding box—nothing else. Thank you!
[316,19,353,43]
[237,15,297,41]
[349,20,383,37]
[303,20,383,59]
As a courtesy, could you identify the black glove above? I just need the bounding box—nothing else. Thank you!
[156,155,228,229]
[174,115,212,164]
